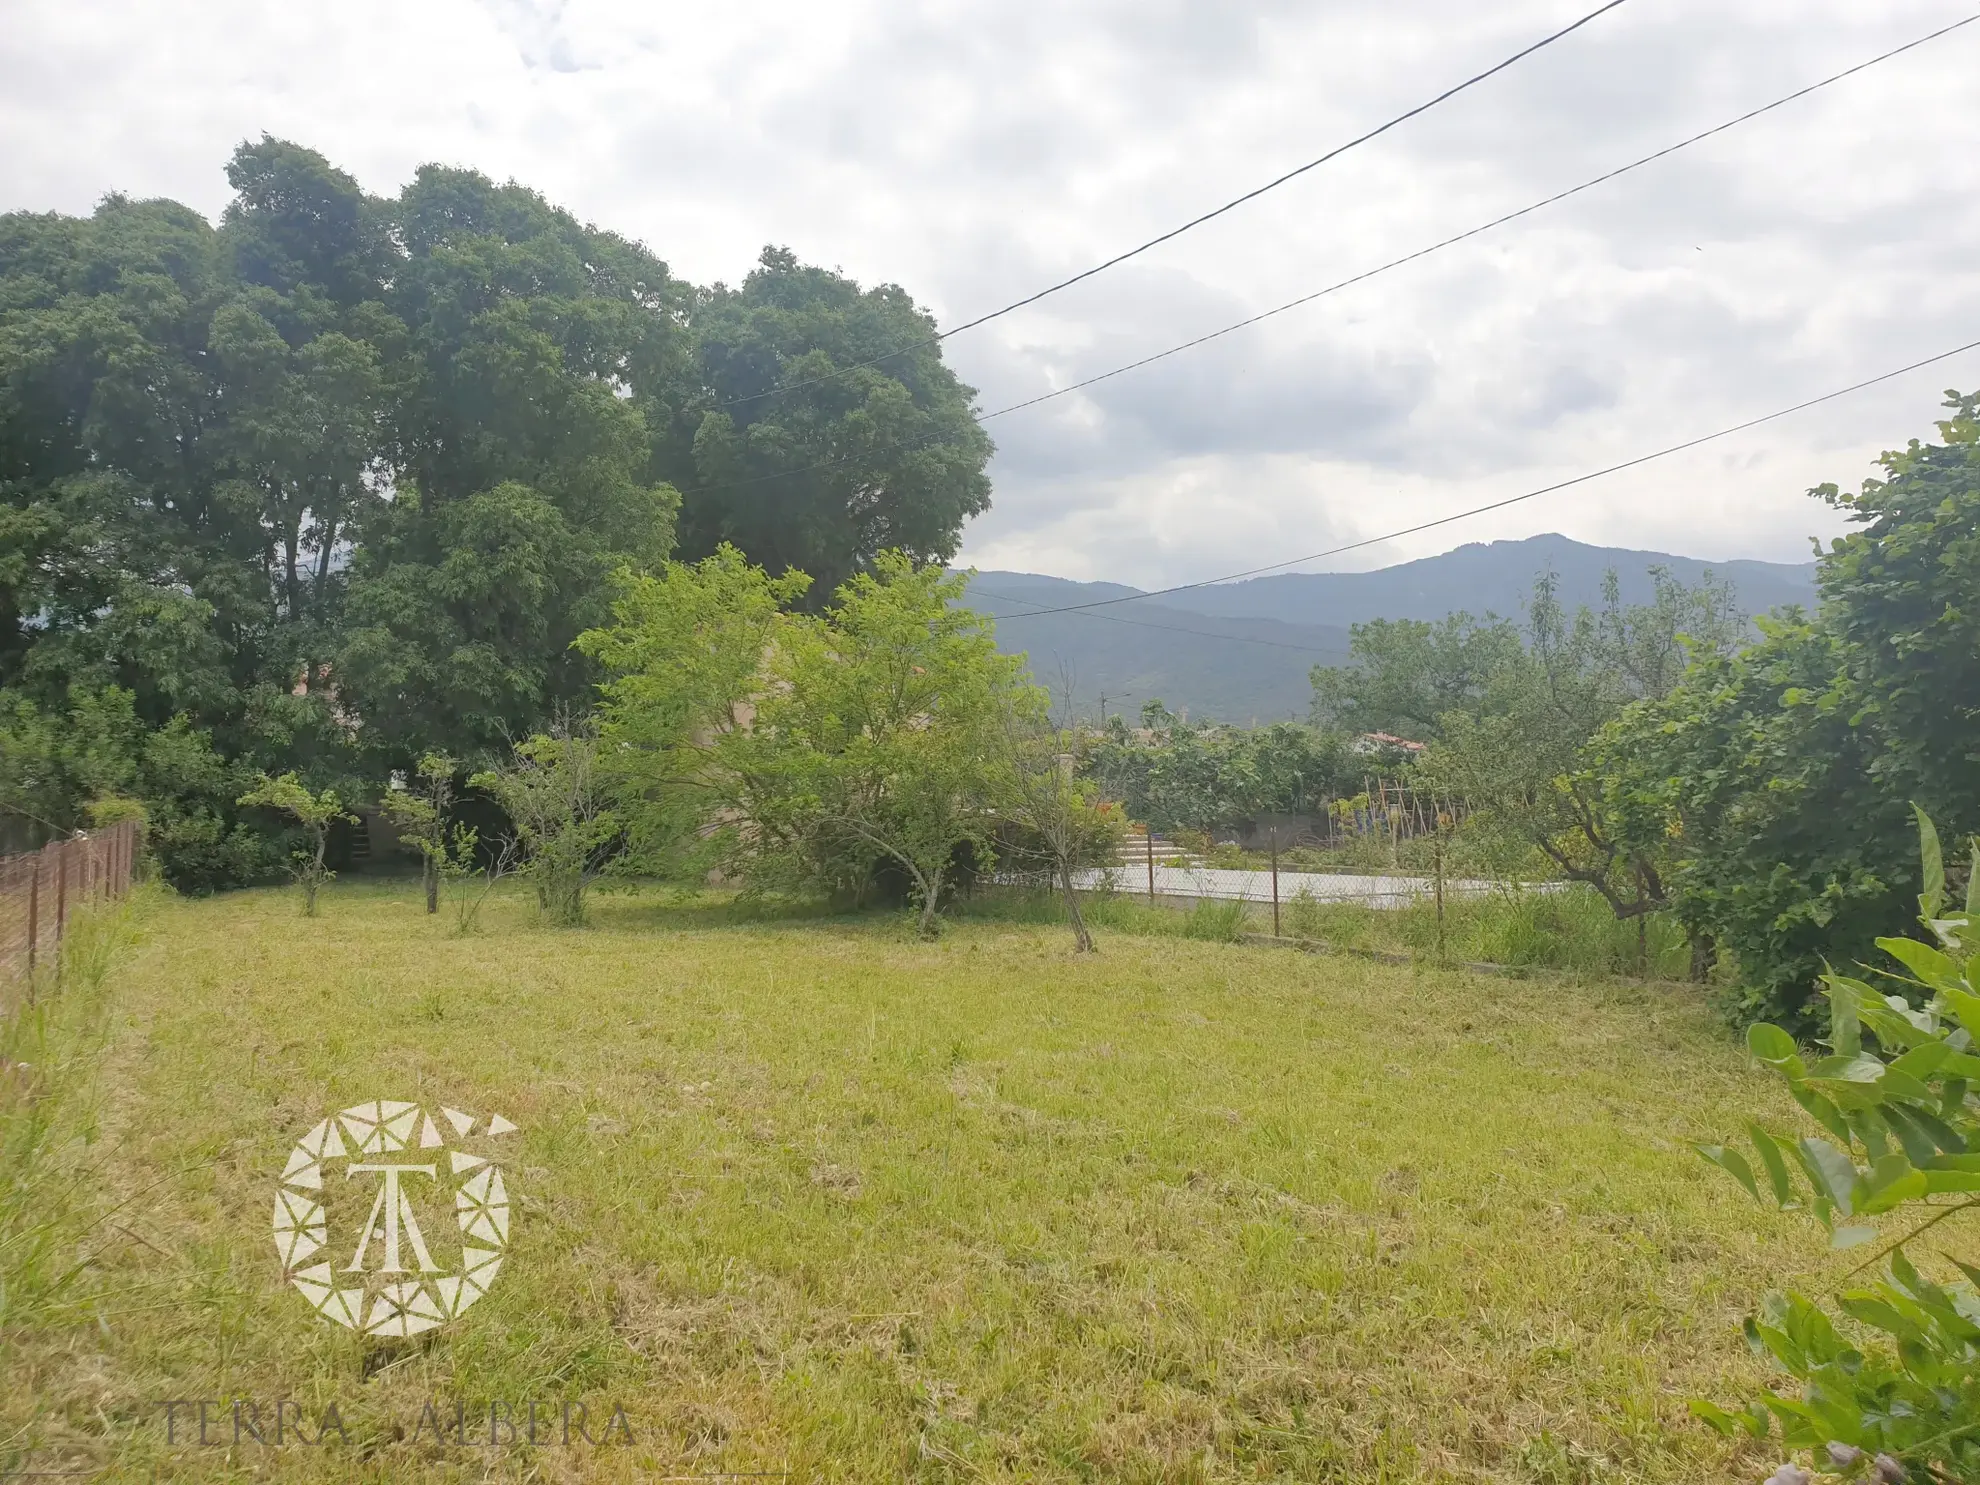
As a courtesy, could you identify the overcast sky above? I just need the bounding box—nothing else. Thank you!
[5,0,1977,586]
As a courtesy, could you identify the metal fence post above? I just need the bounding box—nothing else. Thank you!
[1145,825,1155,905]
[26,856,40,982]
[1270,827,1281,938]
[54,842,67,978]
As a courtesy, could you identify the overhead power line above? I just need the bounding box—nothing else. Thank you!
[714,0,1630,409]
[991,334,1980,621]
[671,13,1973,503]
[978,12,1980,424]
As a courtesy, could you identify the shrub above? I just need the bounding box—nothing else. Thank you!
[1695,810,1980,1480]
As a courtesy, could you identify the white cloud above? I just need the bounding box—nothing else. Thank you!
[4,0,1976,586]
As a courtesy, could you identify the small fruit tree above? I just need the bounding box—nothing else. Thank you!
[236,773,354,917]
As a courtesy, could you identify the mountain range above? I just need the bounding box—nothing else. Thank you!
[962,533,1818,724]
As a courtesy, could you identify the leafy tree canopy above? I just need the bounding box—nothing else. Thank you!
[0,140,992,883]
[1310,612,1523,741]
[671,247,993,603]
[1595,391,1980,1025]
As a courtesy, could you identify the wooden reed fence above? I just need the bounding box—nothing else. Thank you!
[0,819,139,1003]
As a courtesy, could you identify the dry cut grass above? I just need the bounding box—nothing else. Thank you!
[0,881,1872,1482]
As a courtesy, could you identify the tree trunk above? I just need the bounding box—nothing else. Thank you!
[1689,930,1717,984]
[1060,858,1094,953]
[424,854,438,914]
[917,868,943,938]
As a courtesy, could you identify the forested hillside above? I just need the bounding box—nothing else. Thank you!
[968,534,1815,721]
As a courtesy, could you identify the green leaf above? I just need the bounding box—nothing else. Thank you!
[1797,1138,1860,1217]
[1879,1104,1940,1167]
[1879,935,1961,991]
[1877,1100,1956,1172]
[1747,1022,1800,1068]
[1944,1075,1971,1117]
[1790,1084,1852,1143]
[1889,1246,1933,1303]
[1917,803,1946,923]
[1887,1040,1954,1081]
[1920,1169,1980,1194]
[1943,988,1980,1041]
[1748,1124,1796,1207]
[1697,1145,1758,1201]
[1826,974,1862,1057]
[1858,1167,1926,1215]
[1968,841,1980,924]
[1830,1224,1878,1249]
[1807,1053,1886,1084]
[1830,974,1934,1046]
[1687,1399,1767,1439]
[1838,1294,1922,1341]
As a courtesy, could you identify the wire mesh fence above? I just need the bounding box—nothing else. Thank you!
[0,820,139,1009]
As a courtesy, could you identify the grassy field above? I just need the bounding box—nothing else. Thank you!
[0,881,1862,1482]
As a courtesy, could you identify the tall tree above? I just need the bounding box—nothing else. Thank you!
[726,555,1029,933]
[670,247,993,602]
[1596,392,1980,1025]
[333,166,690,765]
[1,141,1002,889]
[1428,568,1742,930]
[1310,612,1523,740]
[577,543,811,871]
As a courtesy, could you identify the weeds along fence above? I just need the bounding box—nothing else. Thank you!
[0,820,139,1007]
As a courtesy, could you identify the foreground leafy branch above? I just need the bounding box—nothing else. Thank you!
[1697,810,1980,1481]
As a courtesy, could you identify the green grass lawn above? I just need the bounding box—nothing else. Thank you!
[2,881,1864,1482]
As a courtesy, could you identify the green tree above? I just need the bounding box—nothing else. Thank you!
[377,752,462,913]
[1430,568,1741,953]
[1595,392,1980,1025]
[236,771,353,915]
[577,544,811,874]
[473,716,618,928]
[1310,612,1523,741]
[671,247,993,602]
[334,165,687,766]
[728,555,1029,935]
[1087,710,1359,835]
[1596,619,1902,1022]
[3,142,1006,889]
[992,699,1124,953]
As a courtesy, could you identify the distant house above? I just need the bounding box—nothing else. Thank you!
[1352,731,1426,756]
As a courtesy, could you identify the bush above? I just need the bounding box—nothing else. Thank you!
[1694,810,1980,1480]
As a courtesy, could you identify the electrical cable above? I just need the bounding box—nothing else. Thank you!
[668,14,1973,502]
[976,12,1980,424]
[991,334,1980,620]
[713,0,1631,409]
